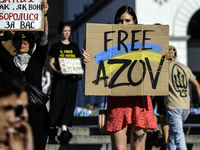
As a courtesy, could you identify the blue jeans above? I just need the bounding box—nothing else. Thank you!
[166,109,190,150]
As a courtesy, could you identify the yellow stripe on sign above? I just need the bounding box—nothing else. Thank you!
[100,51,163,77]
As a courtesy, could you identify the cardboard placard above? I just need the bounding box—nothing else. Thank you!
[85,23,169,96]
[0,0,44,31]
[58,58,83,75]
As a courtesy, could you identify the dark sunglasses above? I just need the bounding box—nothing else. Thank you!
[15,38,29,44]
[15,105,29,117]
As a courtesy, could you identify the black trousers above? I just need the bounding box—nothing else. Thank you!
[50,77,78,127]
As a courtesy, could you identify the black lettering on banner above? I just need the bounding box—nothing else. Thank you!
[108,59,131,88]
[16,4,27,10]
[4,21,15,29]
[0,4,9,10]
[92,55,166,89]
[128,60,146,86]
[20,21,35,29]
[104,31,115,51]
[28,4,42,10]
[142,30,154,50]
[145,55,166,89]
[118,30,128,52]
[22,4,27,10]
[131,30,141,51]
[104,30,156,52]
[92,60,109,87]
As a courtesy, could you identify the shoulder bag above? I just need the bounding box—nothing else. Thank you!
[27,83,49,111]
[22,73,49,111]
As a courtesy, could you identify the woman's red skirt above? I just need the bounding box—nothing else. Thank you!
[106,96,158,132]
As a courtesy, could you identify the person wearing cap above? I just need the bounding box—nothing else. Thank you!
[0,1,49,150]
[164,45,200,150]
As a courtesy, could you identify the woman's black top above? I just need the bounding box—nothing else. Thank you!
[0,42,48,90]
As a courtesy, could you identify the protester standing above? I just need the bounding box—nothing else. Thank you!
[0,1,49,150]
[164,45,200,150]
[105,6,158,150]
[82,6,157,150]
[49,20,83,144]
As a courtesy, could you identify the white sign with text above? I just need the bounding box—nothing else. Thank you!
[0,0,44,30]
[59,58,84,75]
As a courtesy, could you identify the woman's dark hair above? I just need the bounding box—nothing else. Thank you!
[13,31,35,52]
[0,72,22,98]
[114,6,138,24]
[58,20,71,35]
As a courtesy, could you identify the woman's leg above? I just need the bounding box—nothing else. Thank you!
[130,125,147,150]
[110,126,128,150]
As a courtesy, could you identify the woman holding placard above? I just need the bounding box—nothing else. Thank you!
[107,6,158,150]
[83,6,157,150]
[0,1,49,150]
[48,20,83,144]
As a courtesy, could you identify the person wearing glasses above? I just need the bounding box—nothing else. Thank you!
[0,72,33,150]
[0,1,49,150]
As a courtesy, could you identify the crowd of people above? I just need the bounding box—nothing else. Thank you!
[0,2,200,150]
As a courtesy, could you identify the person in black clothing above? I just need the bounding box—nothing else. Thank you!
[49,20,83,144]
[0,1,49,150]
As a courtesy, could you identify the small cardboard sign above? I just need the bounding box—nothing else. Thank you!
[85,23,169,96]
[58,58,83,75]
[0,0,44,31]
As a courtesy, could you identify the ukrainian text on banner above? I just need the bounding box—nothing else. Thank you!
[85,23,169,96]
[0,0,44,31]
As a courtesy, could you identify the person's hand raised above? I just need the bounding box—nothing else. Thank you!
[81,49,90,64]
[42,0,49,15]
[166,47,175,60]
